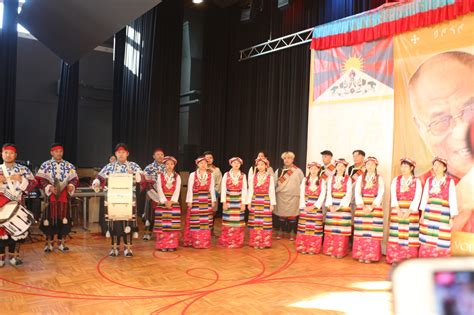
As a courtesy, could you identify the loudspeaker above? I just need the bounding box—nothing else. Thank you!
[240,0,258,23]
[277,0,291,10]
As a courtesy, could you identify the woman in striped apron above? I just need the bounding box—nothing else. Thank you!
[184,156,216,249]
[323,158,353,258]
[219,157,248,248]
[153,156,181,252]
[386,158,422,264]
[295,162,326,254]
[419,157,458,258]
[353,156,385,263]
[247,157,276,249]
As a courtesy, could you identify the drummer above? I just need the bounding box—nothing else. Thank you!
[92,143,143,257]
[36,143,79,253]
[0,143,37,267]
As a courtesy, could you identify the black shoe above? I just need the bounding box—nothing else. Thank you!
[10,257,23,266]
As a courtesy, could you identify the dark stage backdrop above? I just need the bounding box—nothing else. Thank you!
[0,0,19,144]
[55,61,79,164]
[199,0,392,171]
[112,0,183,166]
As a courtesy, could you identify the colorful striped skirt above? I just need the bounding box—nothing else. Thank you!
[183,190,212,249]
[219,190,245,248]
[419,197,452,257]
[323,193,352,257]
[386,199,419,263]
[153,194,181,249]
[352,196,384,262]
[295,194,323,254]
[248,193,272,248]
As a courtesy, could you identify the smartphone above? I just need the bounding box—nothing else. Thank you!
[392,257,474,315]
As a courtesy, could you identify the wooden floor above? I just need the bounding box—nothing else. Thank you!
[0,221,393,315]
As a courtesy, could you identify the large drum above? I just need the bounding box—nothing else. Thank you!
[0,201,34,238]
[106,173,134,221]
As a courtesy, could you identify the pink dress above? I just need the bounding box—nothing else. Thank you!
[218,172,246,248]
[353,174,384,262]
[183,171,213,249]
[323,175,352,258]
[419,176,456,258]
[386,176,420,264]
[295,177,324,254]
[154,173,181,250]
[248,174,273,248]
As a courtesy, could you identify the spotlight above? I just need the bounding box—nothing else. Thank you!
[192,0,204,4]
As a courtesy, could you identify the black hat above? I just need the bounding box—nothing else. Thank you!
[114,143,129,152]
[320,150,333,156]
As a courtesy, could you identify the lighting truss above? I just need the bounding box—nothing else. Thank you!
[238,27,313,61]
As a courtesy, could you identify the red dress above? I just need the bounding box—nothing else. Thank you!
[419,176,454,258]
[183,171,213,249]
[295,178,324,254]
[248,174,273,248]
[323,175,352,258]
[352,175,384,262]
[154,173,181,250]
[218,172,246,248]
[386,176,420,264]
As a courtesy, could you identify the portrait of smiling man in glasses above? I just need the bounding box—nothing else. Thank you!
[409,50,474,233]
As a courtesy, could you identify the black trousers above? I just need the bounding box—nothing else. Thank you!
[0,236,21,255]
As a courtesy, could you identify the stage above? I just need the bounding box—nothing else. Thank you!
[0,221,393,315]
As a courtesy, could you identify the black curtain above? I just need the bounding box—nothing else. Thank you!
[0,0,18,144]
[112,0,183,166]
[55,61,79,164]
[112,28,125,149]
[200,0,391,170]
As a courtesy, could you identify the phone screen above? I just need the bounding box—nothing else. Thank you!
[434,271,474,315]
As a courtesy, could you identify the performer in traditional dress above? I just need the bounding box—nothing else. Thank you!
[147,156,181,252]
[386,158,422,264]
[141,148,165,241]
[419,157,458,258]
[247,151,274,225]
[318,150,334,217]
[219,157,247,248]
[203,151,222,232]
[184,156,216,249]
[248,151,274,179]
[92,143,142,257]
[347,150,366,183]
[353,156,385,263]
[36,143,79,253]
[295,162,326,254]
[318,150,335,181]
[0,144,36,267]
[323,158,353,258]
[274,151,304,240]
[247,157,276,249]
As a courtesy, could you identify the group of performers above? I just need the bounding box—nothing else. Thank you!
[292,150,457,264]
[0,142,78,267]
[0,142,458,267]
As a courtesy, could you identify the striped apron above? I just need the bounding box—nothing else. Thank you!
[420,177,452,250]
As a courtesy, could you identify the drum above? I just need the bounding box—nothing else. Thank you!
[0,201,34,237]
[107,173,134,221]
